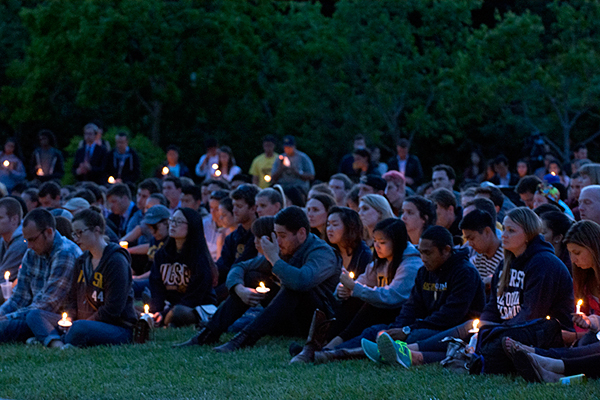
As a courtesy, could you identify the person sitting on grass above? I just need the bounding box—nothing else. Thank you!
[0,209,81,343]
[149,208,217,327]
[303,226,484,364]
[25,208,137,347]
[290,218,421,363]
[178,206,341,352]
[374,207,574,368]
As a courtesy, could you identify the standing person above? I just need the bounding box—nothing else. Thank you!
[306,194,336,240]
[0,198,27,296]
[298,219,421,358]
[73,123,108,185]
[149,208,217,327]
[25,208,138,347]
[401,196,435,246]
[0,209,81,342]
[195,137,220,179]
[157,145,190,178]
[383,171,406,217]
[214,185,260,301]
[0,138,26,192]
[105,131,141,184]
[212,206,341,352]
[386,138,423,189]
[463,149,485,182]
[339,135,368,177]
[249,135,279,189]
[215,146,241,182]
[270,135,315,191]
[30,130,64,182]
[490,155,519,187]
[358,194,394,249]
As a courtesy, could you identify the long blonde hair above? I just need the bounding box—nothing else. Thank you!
[565,220,600,300]
[498,208,542,295]
[359,194,395,242]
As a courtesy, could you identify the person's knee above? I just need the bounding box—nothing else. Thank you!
[25,309,42,326]
[167,305,198,327]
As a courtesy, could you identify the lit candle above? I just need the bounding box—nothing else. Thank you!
[119,241,129,249]
[283,156,291,167]
[576,299,583,314]
[550,171,556,176]
[211,163,219,170]
[108,176,116,184]
[256,281,270,294]
[3,271,9,284]
[469,319,480,333]
[36,168,44,176]
[161,166,169,176]
[264,175,272,183]
[349,272,355,279]
[2,160,9,167]
[144,304,150,314]
[58,312,72,328]
[214,169,222,177]
[546,315,551,320]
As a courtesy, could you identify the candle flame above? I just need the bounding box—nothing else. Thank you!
[283,157,291,167]
[108,176,115,184]
[550,171,556,176]
[2,160,9,167]
[212,163,219,169]
[577,299,583,307]
[215,170,222,177]
[264,175,272,183]
[36,168,44,176]
[62,312,68,320]
[259,282,266,289]
[546,315,551,320]
[119,241,128,249]
[3,271,9,281]
[161,166,169,175]
[349,272,355,279]
[472,319,480,331]
[144,304,149,314]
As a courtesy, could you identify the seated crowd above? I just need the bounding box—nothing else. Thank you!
[1,125,600,383]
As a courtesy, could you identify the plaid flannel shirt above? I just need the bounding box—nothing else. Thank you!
[0,232,82,319]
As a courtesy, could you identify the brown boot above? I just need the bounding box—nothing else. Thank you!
[290,309,335,364]
[313,348,366,364]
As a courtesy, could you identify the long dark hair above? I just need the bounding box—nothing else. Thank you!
[327,206,363,255]
[565,220,600,301]
[164,207,218,286]
[373,218,409,284]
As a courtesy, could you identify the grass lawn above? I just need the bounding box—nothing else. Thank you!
[0,327,598,399]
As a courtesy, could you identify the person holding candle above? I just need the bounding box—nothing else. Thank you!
[104,131,141,185]
[195,137,220,179]
[0,209,81,343]
[306,194,336,240]
[29,130,65,183]
[25,207,138,347]
[292,218,421,362]
[249,136,279,189]
[0,137,26,192]
[214,146,242,182]
[149,208,217,327]
[325,206,371,278]
[174,216,278,347]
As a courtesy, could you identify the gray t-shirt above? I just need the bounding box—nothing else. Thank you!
[271,150,315,190]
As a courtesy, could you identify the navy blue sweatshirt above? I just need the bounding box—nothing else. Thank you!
[392,248,485,331]
[65,243,137,327]
[481,235,574,329]
[215,224,258,286]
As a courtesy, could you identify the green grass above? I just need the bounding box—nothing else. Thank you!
[0,328,598,399]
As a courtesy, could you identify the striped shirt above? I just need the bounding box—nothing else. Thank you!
[0,232,82,319]
[472,244,503,279]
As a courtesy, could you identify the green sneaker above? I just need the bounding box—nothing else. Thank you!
[376,332,412,368]
[361,338,383,363]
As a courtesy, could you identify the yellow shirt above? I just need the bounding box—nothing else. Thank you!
[249,153,279,188]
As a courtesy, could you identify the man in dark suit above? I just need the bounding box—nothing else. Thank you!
[386,138,423,189]
[105,131,141,184]
[489,155,519,187]
[73,123,108,185]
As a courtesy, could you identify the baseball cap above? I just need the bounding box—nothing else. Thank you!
[142,205,171,225]
[63,197,90,212]
[282,135,296,147]
[360,174,386,192]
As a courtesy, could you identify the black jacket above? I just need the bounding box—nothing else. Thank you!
[481,235,574,329]
[392,248,485,331]
[73,144,108,184]
[105,147,141,184]
[215,224,258,286]
[386,154,424,188]
[65,243,137,327]
[150,208,217,314]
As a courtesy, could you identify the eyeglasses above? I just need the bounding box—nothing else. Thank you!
[168,218,188,227]
[72,228,91,239]
[24,231,44,244]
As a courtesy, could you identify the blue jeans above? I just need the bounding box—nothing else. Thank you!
[0,315,33,343]
[26,309,132,347]
[336,323,441,349]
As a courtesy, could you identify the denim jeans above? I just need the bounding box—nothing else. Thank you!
[0,314,33,343]
[26,309,132,347]
[336,323,441,350]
